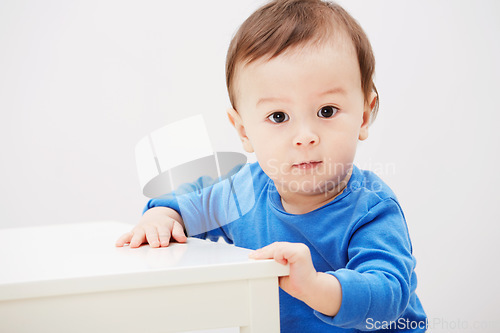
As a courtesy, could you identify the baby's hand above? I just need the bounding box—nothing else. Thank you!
[115,207,187,248]
[249,242,342,317]
[249,242,317,300]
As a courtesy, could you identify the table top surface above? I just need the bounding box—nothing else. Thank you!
[0,221,289,301]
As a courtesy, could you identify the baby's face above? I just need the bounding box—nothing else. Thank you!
[230,38,374,197]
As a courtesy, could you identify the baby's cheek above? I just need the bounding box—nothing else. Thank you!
[331,134,358,162]
[261,157,281,179]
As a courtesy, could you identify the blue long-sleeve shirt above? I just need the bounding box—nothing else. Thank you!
[145,162,427,332]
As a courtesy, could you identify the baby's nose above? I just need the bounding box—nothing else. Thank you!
[293,125,319,146]
[294,137,317,146]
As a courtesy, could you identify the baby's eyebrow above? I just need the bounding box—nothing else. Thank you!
[256,96,290,107]
[318,87,347,97]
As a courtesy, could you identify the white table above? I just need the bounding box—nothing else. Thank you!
[0,221,289,333]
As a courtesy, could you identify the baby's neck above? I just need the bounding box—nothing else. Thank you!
[279,168,352,215]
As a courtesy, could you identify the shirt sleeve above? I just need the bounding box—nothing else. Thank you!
[314,198,416,330]
[144,163,256,243]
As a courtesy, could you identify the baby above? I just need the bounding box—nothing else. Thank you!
[116,0,427,331]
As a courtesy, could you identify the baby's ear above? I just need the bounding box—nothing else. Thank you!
[227,108,254,153]
[359,92,377,141]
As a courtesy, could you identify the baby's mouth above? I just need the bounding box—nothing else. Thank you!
[292,161,323,170]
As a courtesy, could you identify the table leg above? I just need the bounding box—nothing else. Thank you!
[240,277,281,333]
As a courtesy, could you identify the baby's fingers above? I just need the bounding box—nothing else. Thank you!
[249,242,287,264]
[144,226,160,248]
[171,222,187,243]
[115,232,133,247]
[157,224,172,247]
[129,229,146,248]
[250,242,309,266]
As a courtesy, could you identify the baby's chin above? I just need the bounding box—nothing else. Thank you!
[274,175,346,196]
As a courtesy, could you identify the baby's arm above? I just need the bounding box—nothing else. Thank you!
[115,207,187,248]
[250,242,342,317]
[251,199,416,328]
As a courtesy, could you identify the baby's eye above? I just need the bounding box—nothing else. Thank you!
[267,111,289,124]
[317,105,338,118]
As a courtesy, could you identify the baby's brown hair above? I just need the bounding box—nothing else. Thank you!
[226,0,379,122]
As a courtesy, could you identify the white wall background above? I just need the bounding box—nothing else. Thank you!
[1,0,499,332]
